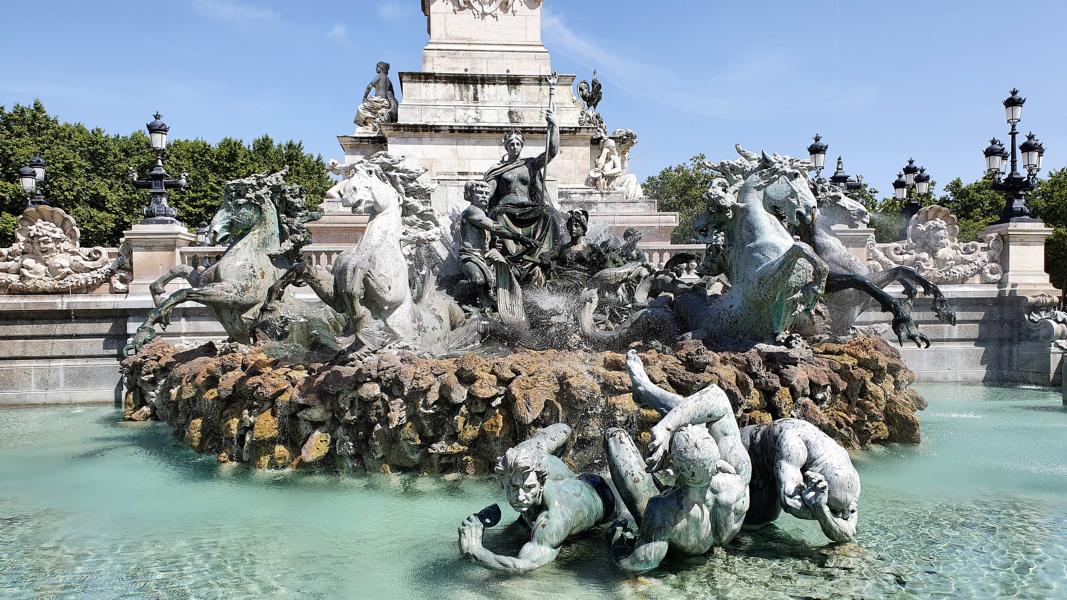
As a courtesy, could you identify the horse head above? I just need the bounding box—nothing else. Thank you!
[343,161,402,218]
[737,147,818,229]
[209,179,273,246]
[206,169,302,252]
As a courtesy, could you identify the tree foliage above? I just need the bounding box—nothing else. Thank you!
[643,154,715,243]
[0,101,330,247]
[936,176,1001,242]
[1030,168,1067,290]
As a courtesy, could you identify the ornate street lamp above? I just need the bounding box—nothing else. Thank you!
[29,153,45,182]
[829,156,851,186]
[902,158,919,186]
[147,112,169,151]
[984,88,1045,223]
[892,172,907,202]
[195,221,211,246]
[131,112,187,224]
[18,163,37,195]
[892,158,930,233]
[984,138,1006,173]
[914,167,931,196]
[18,157,47,208]
[807,134,828,178]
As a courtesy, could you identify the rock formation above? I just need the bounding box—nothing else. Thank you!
[121,335,923,473]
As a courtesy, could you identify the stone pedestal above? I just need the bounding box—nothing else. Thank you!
[830,226,875,263]
[306,200,369,245]
[982,220,1054,292]
[421,0,550,76]
[121,222,195,294]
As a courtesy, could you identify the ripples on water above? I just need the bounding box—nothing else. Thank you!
[1,384,1066,599]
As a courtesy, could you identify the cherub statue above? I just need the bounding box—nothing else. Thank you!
[741,418,860,542]
[14,220,74,281]
[355,61,399,132]
[457,423,617,574]
[605,350,751,572]
[0,205,129,294]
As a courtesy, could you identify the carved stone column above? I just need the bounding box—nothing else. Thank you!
[830,226,875,263]
[121,222,195,294]
[981,220,1054,291]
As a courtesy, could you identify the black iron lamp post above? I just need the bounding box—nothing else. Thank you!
[892,157,931,233]
[807,134,829,180]
[131,112,187,224]
[195,221,211,246]
[18,153,48,207]
[826,155,863,192]
[985,88,1045,223]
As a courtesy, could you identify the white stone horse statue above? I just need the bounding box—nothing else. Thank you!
[277,153,476,355]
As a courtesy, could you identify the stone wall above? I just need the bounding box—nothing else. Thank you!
[858,284,1064,385]
[0,295,225,405]
[119,336,923,474]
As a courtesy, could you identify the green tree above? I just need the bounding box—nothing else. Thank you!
[0,101,330,247]
[1029,168,1067,290]
[643,154,716,243]
[936,176,1001,242]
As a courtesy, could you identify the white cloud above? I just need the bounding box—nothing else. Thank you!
[327,23,349,45]
[192,0,279,23]
[378,0,415,20]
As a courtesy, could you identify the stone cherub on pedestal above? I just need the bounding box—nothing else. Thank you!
[355,61,399,134]
[0,205,130,294]
[457,423,616,574]
[605,350,751,572]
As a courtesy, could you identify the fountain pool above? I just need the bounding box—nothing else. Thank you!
[2,383,1065,599]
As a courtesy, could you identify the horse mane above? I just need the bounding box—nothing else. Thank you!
[222,167,319,263]
[701,145,813,216]
[358,152,443,253]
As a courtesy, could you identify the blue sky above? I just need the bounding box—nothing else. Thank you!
[2,0,1066,195]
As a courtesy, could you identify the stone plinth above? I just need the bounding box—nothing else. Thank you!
[0,294,222,404]
[857,283,1063,386]
[422,0,549,76]
[982,220,1055,291]
[122,222,195,294]
[830,226,875,263]
[396,72,582,127]
[306,209,369,245]
[559,188,677,243]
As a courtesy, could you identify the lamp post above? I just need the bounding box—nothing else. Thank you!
[807,134,829,180]
[131,112,187,224]
[18,154,47,208]
[891,158,931,236]
[195,221,210,246]
[825,155,863,192]
[984,88,1045,223]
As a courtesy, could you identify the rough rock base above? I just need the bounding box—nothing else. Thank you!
[120,336,925,474]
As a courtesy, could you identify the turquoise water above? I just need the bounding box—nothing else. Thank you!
[1,384,1066,599]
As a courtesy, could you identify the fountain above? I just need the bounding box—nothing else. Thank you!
[114,0,938,575]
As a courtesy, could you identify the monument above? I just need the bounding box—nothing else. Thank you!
[331,0,678,245]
